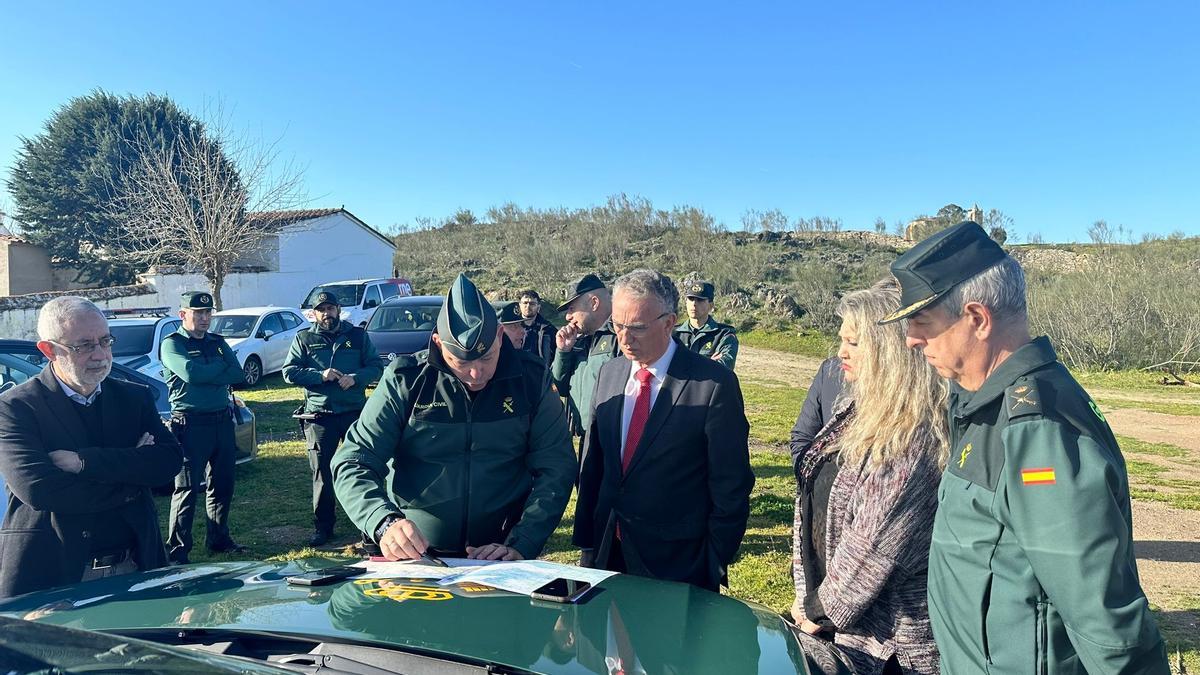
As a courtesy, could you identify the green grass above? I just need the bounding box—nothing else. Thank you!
[739,329,834,360]
[741,382,807,446]
[1116,435,1200,512]
[1073,368,1200,395]
[1098,397,1200,417]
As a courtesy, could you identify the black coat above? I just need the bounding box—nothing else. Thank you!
[788,357,845,477]
[573,346,754,591]
[0,367,182,597]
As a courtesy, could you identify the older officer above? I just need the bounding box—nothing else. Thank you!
[673,280,739,369]
[885,222,1168,674]
[551,274,621,441]
[497,301,528,350]
[162,291,248,564]
[283,291,383,546]
[332,274,576,562]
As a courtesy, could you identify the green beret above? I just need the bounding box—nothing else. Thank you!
[437,274,498,360]
[496,301,523,324]
[880,221,1008,324]
[685,280,715,301]
[557,273,606,312]
[181,291,214,310]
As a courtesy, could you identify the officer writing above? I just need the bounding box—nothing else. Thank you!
[332,274,576,561]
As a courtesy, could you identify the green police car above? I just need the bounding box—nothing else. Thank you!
[0,559,852,674]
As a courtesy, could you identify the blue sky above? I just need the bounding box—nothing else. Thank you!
[2,2,1197,242]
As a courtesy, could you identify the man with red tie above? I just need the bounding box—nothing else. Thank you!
[573,269,754,592]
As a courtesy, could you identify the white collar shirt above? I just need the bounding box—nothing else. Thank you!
[53,368,102,406]
[620,339,677,455]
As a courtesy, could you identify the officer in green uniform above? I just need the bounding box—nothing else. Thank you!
[332,273,576,562]
[550,274,621,440]
[161,291,249,564]
[496,301,527,351]
[673,280,739,369]
[282,291,383,546]
[883,222,1168,674]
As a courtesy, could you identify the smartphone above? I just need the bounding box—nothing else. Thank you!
[530,578,593,603]
[285,566,363,586]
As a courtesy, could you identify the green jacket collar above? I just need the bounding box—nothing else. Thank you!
[174,325,220,342]
[675,317,719,334]
[956,336,1058,416]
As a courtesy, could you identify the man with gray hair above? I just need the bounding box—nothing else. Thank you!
[574,269,754,592]
[885,222,1168,673]
[0,296,182,597]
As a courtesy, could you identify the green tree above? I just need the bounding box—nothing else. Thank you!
[7,90,208,285]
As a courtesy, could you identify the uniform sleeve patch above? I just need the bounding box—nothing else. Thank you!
[1020,467,1057,485]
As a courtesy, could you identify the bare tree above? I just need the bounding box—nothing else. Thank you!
[106,110,306,309]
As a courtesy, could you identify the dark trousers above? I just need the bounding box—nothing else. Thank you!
[302,410,359,534]
[167,415,236,561]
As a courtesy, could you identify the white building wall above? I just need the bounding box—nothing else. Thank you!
[144,212,395,310]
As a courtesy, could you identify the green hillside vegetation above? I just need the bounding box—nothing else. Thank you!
[392,195,1200,372]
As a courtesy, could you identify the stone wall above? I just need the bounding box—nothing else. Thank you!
[0,284,157,340]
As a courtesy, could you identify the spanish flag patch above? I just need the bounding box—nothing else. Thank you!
[1021,467,1057,485]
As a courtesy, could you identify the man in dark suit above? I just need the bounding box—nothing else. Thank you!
[574,269,754,592]
[0,297,182,598]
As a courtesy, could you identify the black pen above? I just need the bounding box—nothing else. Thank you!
[419,551,449,567]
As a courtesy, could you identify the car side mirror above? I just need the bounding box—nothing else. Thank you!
[364,299,378,309]
[257,331,269,340]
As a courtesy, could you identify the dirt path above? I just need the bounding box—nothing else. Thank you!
[742,344,1200,625]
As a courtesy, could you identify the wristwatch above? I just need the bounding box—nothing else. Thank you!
[374,514,403,543]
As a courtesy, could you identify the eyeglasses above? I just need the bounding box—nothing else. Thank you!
[612,312,671,337]
[49,335,116,355]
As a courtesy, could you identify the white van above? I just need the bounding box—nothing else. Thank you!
[300,278,413,327]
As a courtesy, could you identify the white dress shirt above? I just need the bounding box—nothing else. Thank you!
[619,339,677,455]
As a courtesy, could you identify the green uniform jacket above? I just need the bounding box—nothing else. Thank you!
[673,317,739,370]
[331,342,576,560]
[928,337,1168,674]
[281,320,383,414]
[160,327,246,412]
[550,321,620,436]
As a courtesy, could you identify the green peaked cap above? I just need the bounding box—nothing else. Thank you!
[437,273,499,360]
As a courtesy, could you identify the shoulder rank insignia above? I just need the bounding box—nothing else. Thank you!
[1007,381,1042,419]
[1020,467,1056,485]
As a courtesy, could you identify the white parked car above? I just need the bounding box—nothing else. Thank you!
[105,307,182,381]
[210,307,308,387]
[300,277,412,327]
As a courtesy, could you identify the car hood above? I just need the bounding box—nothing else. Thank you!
[369,331,432,359]
[0,560,836,674]
[225,337,248,350]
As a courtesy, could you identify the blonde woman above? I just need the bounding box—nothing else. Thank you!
[790,278,948,675]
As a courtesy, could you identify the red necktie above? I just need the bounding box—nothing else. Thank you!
[622,368,654,473]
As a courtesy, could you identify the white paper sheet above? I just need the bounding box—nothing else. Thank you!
[348,557,490,579]
[435,559,617,595]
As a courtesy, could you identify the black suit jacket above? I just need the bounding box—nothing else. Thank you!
[573,346,754,591]
[0,367,182,597]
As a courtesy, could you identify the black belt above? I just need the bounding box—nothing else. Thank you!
[175,409,232,423]
[89,549,132,569]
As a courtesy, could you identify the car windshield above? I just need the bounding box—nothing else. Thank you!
[108,324,157,357]
[210,315,257,339]
[368,305,441,332]
[302,284,364,308]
